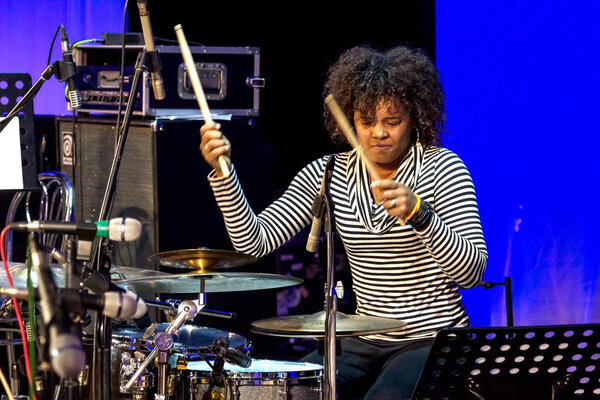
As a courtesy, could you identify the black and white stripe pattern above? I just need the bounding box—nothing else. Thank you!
[209,145,487,342]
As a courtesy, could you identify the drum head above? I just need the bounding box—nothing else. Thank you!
[186,359,323,379]
[112,323,250,355]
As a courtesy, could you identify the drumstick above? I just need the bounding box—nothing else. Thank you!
[324,94,381,180]
[324,94,406,225]
[174,24,230,177]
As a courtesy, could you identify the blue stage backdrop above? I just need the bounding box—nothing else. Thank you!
[437,1,600,327]
[0,0,124,116]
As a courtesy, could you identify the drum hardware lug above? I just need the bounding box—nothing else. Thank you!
[144,322,159,339]
[207,391,225,400]
[120,354,155,396]
[335,280,344,299]
[77,365,89,387]
[167,374,177,396]
[231,379,242,400]
[176,355,188,370]
[34,372,45,392]
[279,376,289,398]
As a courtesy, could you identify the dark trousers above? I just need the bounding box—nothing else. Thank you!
[301,336,433,400]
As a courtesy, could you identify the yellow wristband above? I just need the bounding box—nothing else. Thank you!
[405,193,421,221]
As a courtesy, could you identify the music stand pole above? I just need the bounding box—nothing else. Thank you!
[504,277,513,327]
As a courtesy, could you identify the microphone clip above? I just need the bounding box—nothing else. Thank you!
[143,50,163,75]
[53,59,77,84]
[209,337,229,387]
[311,193,327,220]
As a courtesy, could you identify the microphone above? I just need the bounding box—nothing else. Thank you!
[50,323,85,380]
[0,287,138,320]
[136,0,165,100]
[306,156,336,252]
[68,260,149,324]
[59,26,82,109]
[28,234,84,379]
[210,337,252,368]
[9,217,142,242]
[36,245,150,325]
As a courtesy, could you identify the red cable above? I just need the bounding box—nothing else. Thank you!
[1,226,36,400]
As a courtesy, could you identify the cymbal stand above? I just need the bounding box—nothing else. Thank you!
[145,298,236,320]
[122,299,202,399]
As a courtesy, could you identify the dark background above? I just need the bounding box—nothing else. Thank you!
[127,1,436,188]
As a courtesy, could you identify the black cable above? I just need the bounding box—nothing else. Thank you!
[47,25,62,67]
[115,0,128,138]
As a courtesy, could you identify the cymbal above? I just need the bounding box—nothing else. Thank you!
[2,261,300,294]
[148,249,257,271]
[1,261,65,289]
[251,311,407,338]
[114,271,303,293]
[1,262,166,290]
[109,265,171,281]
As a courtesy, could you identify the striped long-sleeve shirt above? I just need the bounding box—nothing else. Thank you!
[209,145,487,342]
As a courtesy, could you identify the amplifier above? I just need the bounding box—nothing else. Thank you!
[72,45,263,117]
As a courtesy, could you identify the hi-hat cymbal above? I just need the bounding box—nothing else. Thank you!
[148,249,257,271]
[114,271,303,294]
[251,311,407,338]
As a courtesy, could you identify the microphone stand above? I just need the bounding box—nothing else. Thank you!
[89,49,152,400]
[63,237,82,400]
[0,55,76,134]
[306,156,337,400]
[322,193,337,400]
[30,233,83,400]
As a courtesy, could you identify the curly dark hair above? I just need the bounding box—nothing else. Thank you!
[323,45,447,148]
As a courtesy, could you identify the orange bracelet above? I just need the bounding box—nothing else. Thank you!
[405,193,421,221]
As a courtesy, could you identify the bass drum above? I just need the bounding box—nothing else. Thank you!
[175,359,323,400]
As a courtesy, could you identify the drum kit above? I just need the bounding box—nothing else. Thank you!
[0,247,407,400]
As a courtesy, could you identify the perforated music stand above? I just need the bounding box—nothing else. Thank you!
[0,73,39,190]
[412,323,600,400]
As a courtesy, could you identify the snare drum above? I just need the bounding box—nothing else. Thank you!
[179,359,323,399]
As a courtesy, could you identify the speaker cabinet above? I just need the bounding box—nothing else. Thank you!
[57,116,275,269]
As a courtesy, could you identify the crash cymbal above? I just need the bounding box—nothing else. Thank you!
[148,249,257,271]
[251,311,407,338]
[114,271,303,294]
[1,262,166,290]
[1,261,65,289]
